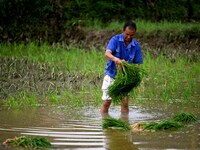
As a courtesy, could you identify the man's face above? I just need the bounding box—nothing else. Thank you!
[123,27,136,43]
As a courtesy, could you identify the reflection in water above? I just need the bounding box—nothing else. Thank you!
[100,112,138,150]
[103,129,138,150]
[0,105,199,150]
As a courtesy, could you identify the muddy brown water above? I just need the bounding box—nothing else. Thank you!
[0,103,199,150]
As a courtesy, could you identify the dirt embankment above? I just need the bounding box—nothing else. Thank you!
[68,28,199,61]
[1,25,199,60]
[0,56,101,100]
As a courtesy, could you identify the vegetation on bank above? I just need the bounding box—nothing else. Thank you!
[1,0,200,43]
[0,20,199,108]
[85,19,200,33]
[0,40,199,108]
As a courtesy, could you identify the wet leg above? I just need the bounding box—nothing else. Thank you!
[121,96,129,114]
[100,100,112,114]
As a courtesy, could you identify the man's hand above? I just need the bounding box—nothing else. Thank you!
[114,57,123,68]
[105,50,124,68]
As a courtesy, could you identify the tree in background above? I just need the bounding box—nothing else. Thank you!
[0,0,199,43]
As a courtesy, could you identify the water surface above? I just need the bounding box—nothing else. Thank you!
[0,103,199,150]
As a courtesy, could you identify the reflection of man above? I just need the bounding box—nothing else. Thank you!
[103,129,138,150]
[100,21,143,114]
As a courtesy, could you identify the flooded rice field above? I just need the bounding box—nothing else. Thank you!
[0,103,199,150]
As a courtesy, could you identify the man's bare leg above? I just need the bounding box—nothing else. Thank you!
[100,100,112,114]
[121,96,129,113]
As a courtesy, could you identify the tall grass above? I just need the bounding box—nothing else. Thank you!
[134,52,200,105]
[5,92,38,108]
[84,19,200,33]
[0,42,105,76]
[0,43,199,108]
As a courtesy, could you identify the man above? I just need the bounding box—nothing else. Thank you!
[100,21,143,114]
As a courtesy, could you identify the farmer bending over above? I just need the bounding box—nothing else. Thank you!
[100,21,143,114]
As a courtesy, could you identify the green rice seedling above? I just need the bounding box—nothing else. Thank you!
[172,112,198,124]
[143,120,184,131]
[5,97,21,109]
[143,122,159,131]
[108,61,145,104]
[48,93,60,105]
[102,117,131,131]
[155,120,184,130]
[3,136,52,149]
[106,112,198,132]
[5,92,38,108]
[143,112,198,131]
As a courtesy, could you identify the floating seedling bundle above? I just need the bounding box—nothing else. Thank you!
[172,112,198,124]
[108,61,145,104]
[3,136,52,149]
[102,117,131,131]
[142,120,184,131]
[102,112,198,132]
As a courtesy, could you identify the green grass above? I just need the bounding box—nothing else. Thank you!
[5,92,39,108]
[102,112,198,132]
[172,112,198,124]
[142,112,198,131]
[84,19,200,34]
[0,42,105,76]
[3,136,51,149]
[133,52,200,105]
[102,117,131,131]
[143,120,184,131]
[0,42,199,108]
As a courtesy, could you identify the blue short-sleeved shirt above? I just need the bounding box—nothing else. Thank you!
[104,33,143,78]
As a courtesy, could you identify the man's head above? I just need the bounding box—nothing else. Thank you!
[123,21,137,43]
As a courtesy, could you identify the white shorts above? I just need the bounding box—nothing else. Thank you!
[101,75,115,101]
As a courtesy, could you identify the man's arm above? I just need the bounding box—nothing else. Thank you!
[105,49,123,67]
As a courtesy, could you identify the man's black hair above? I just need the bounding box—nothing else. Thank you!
[123,21,137,31]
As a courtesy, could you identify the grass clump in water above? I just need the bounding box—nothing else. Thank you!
[3,136,52,149]
[172,112,198,124]
[103,112,198,132]
[138,112,198,131]
[108,61,146,104]
[143,120,184,131]
[102,117,131,131]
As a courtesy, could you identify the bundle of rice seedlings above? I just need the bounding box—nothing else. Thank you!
[108,61,145,104]
[3,136,52,149]
[143,122,159,131]
[103,112,198,132]
[172,112,198,124]
[142,120,183,131]
[154,120,184,130]
[102,117,131,131]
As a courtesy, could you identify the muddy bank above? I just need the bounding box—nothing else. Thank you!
[2,25,200,59]
[0,56,101,100]
[63,27,200,62]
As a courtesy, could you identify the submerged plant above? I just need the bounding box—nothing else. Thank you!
[172,112,198,124]
[108,61,146,104]
[3,136,52,149]
[102,117,131,131]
